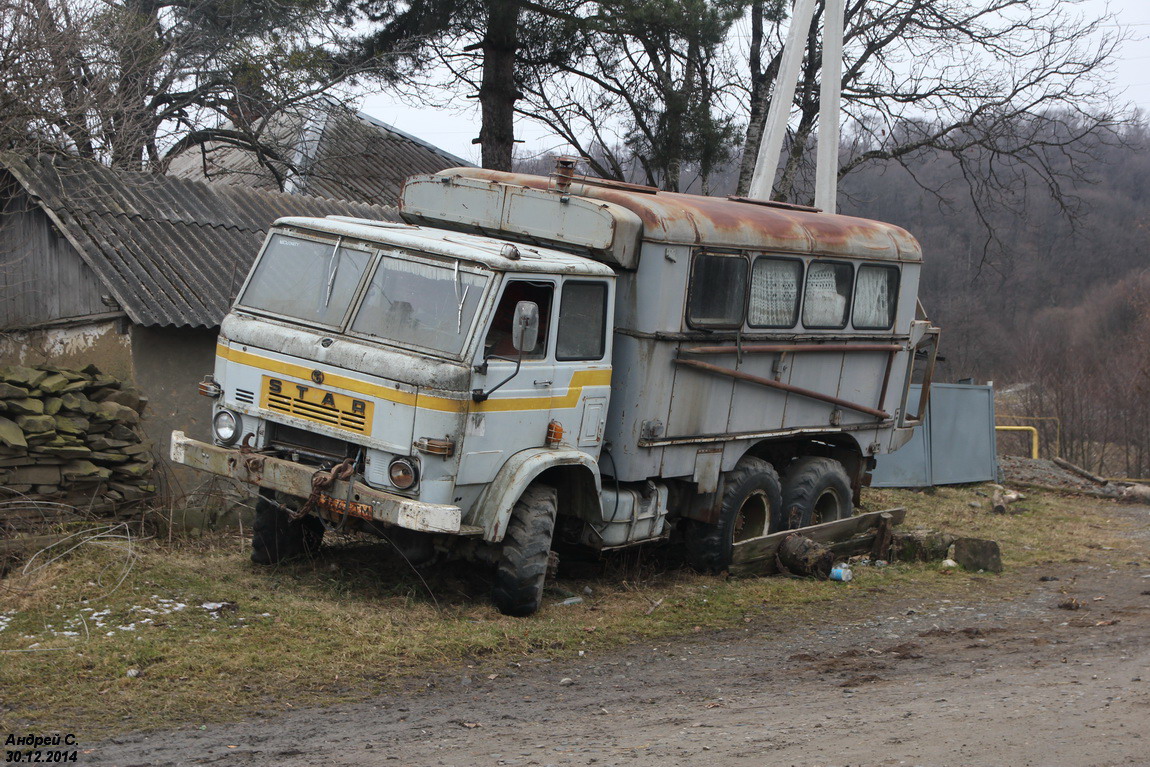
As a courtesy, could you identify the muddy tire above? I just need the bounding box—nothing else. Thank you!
[780,457,853,530]
[686,456,782,573]
[250,491,324,565]
[492,484,558,617]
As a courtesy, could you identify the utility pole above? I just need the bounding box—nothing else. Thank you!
[814,0,844,212]
[747,0,844,214]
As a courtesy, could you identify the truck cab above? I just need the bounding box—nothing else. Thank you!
[172,164,938,615]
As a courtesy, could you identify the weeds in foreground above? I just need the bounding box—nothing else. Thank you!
[0,485,1137,736]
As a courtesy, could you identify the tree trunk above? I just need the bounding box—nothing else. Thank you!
[478,0,521,171]
[736,0,768,196]
[110,0,162,169]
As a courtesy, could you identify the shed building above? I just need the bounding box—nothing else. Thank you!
[0,152,400,501]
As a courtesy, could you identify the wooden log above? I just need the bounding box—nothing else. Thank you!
[890,529,955,562]
[729,507,906,576]
[827,532,881,558]
[776,534,835,578]
[1053,457,1108,486]
[1000,479,1117,499]
[870,512,894,559]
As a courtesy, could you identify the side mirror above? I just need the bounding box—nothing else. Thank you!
[512,301,540,353]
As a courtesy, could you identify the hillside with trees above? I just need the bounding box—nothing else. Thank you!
[839,119,1150,477]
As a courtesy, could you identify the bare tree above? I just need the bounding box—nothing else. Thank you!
[0,0,384,172]
[735,0,1126,219]
[515,0,750,192]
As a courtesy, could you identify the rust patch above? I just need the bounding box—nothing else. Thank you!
[445,167,921,259]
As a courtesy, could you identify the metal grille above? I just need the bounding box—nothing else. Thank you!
[268,422,352,461]
[263,380,371,434]
[235,388,255,404]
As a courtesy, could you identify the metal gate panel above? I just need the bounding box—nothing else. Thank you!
[871,384,997,487]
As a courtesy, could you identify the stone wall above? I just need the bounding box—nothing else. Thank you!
[0,363,154,514]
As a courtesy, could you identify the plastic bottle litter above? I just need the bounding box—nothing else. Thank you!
[829,565,853,582]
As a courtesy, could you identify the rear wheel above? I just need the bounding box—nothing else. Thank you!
[492,484,557,617]
[251,491,324,565]
[686,456,782,573]
[780,457,853,529]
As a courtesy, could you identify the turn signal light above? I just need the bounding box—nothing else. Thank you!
[198,376,222,398]
[413,437,455,457]
[546,420,564,448]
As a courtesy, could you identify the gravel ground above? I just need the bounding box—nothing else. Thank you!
[87,504,1150,767]
[999,456,1118,495]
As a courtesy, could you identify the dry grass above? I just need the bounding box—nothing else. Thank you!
[861,484,1137,566]
[0,483,1139,737]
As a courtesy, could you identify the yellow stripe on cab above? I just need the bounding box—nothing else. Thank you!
[216,344,611,415]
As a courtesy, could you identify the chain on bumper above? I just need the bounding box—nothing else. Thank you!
[296,457,356,521]
[170,431,467,535]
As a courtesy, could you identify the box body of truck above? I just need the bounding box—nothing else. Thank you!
[172,165,937,614]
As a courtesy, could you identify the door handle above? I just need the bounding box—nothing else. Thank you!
[533,379,552,387]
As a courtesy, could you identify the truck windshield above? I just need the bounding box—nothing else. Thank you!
[240,234,373,327]
[350,253,487,356]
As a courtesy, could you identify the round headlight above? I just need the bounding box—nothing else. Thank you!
[212,409,241,445]
[388,458,418,490]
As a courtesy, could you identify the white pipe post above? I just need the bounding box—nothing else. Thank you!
[814,0,845,213]
[747,0,818,201]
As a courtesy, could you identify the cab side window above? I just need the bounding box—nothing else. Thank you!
[484,280,553,358]
[687,252,748,328]
[557,281,608,360]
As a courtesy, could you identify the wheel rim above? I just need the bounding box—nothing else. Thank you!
[734,489,770,541]
[811,487,842,525]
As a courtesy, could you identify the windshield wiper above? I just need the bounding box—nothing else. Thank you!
[454,261,470,332]
[323,237,344,308]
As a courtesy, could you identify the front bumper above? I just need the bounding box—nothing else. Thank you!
[170,431,472,535]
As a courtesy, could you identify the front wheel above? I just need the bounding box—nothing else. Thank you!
[686,456,782,573]
[492,484,557,617]
[780,457,853,529]
[251,491,324,565]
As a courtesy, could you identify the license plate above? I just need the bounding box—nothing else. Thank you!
[316,493,373,521]
[261,376,373,435]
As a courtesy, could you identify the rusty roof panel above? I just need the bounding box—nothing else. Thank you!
[1,153,400,328]
[438,168,922,262]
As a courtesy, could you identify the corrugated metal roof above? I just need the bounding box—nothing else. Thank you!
[0,152,401,328]
[166,106,469,207]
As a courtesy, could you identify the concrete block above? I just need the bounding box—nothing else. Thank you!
[953,538,1003,573]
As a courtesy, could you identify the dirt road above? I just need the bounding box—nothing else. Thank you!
[91,508,1150,767]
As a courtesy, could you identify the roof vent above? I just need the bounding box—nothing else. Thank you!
[552,155,579,193]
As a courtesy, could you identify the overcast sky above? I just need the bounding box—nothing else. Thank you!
[358,0,1150,164]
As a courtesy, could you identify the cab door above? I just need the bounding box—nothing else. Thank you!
[552,278,613,461]
[468,278,558,457]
